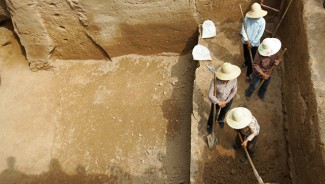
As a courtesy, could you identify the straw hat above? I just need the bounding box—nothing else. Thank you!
[202,20,216,39]
[258,38,282,56]
[246,3,267,18]
[192,44,212,61]
[226,107,252,129]
[215,62,241,80]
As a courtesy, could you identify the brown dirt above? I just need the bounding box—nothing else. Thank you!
[193,22,291,183]
[0,22,196,183]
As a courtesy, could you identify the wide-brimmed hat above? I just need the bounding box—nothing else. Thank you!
[202,20,216,39]
[192,44,212,61]
[226,107,252,129]
[246,3,267,18]
[258,38,282,56]
[215,62,241,80]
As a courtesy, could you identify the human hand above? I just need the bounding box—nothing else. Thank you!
[218,101,227,108]
[274,59,280,66]
[261,73,269,80]
[241,140,248,147]
[245,40,252,49]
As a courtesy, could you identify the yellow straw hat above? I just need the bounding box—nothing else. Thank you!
[226,107,252,129]
[258,38,282,56]
[215,62,241,80]
[246,3,267,18]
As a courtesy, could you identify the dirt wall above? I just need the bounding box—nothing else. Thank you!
[279,0,325,183]
[3,0,256,71]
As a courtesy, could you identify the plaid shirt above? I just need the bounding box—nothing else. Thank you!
[208,78,237,104]
[253,52,281,78]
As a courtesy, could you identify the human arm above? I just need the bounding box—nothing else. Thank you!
[242,120,260,147]
[241,17,252,48]
[246,117,260,142]
[208,79,219,104]
[253,53,269,79]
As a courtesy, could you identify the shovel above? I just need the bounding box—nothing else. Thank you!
[238,132,278,184]
[207,106,221,148]
[207,70,220,148]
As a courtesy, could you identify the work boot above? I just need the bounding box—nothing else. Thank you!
[218,120,224,129]
[240,156,248,163]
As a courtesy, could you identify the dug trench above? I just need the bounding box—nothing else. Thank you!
[0,0,325,183]
[0,19,288,184]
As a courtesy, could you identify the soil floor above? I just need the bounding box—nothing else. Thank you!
[196,22,291,183]
[0,20,291,183]
[0,23,196,183]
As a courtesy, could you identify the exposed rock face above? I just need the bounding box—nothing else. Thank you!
[3,0,254,71]
[5,0,54,71]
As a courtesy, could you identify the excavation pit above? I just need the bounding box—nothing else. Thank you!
[0,0,325,183]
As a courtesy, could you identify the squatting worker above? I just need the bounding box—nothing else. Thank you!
[245,38,282,101]
[207,62,241,133]
[241,2,267,82]
[226,107,260,163]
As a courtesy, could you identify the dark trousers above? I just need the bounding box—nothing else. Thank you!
[245,73,271,100]
[243,43,258,77]
[207,99,233,128]
[235,131,258,157]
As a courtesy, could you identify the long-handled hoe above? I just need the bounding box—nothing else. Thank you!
[238,132,278,184]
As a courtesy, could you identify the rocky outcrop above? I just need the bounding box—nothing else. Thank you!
[5,0,54,71]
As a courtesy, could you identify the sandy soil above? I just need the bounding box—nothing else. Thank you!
[192,22,291,183]
[0,22,196,183]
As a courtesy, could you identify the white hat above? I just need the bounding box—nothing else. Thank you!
[202,20,216,39]
[226,107,252,129]
[246,3,267,18]
[192,44,212,61]
[258,38,282,56]
[215,62,241,80]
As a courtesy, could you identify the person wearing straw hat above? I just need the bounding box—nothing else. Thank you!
[245,37,282,101]
[207,62,241,133]
[226,107,260,163]
[241,3,267,82]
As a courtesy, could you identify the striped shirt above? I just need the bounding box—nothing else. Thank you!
[208,78,237,104]
[241,16,266,47]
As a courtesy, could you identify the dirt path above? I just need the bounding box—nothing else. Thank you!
[192,22,291,183]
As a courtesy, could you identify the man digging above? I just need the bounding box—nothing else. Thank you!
[241,2,267,82]
[227,107,260,163]
[245,37,282,101]
[207,62,241,133]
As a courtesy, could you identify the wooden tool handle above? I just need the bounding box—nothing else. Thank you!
[238,132,264,184]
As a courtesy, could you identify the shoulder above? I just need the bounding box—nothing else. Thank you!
[251,115,259,124]
[257,18,266,24]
